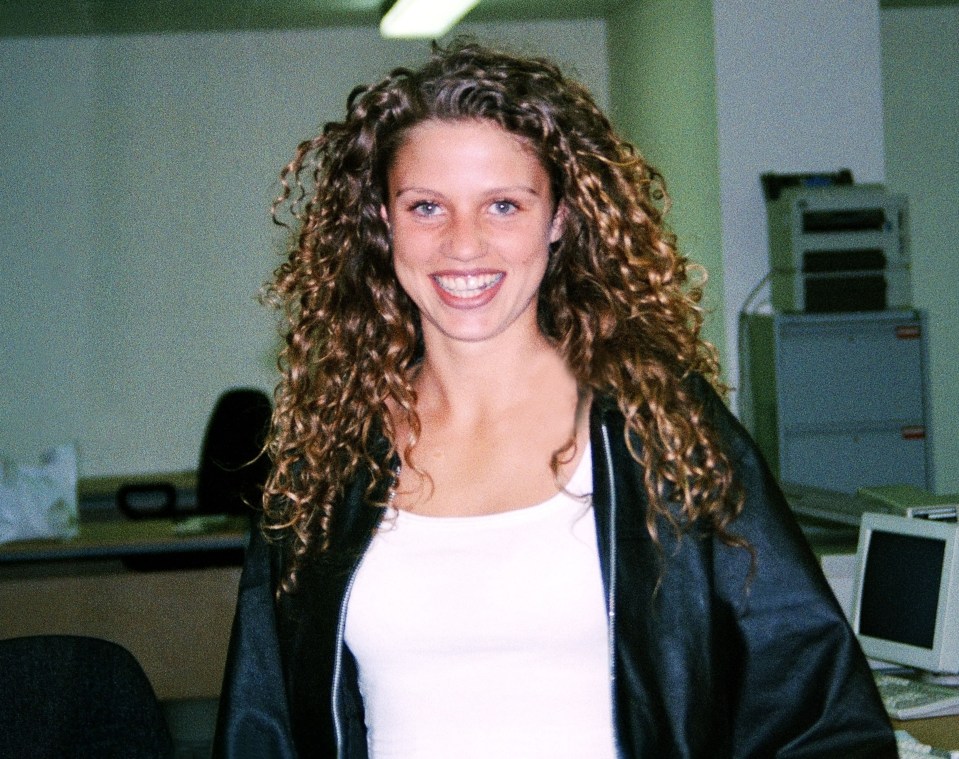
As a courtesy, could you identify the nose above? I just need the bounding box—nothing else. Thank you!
[445,213,485,261]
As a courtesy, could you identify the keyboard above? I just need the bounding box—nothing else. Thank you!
[876,672,959,719]
[782,482,959,526]
[781,482,884,526]
[895,729,957,758]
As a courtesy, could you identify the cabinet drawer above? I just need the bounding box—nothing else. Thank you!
[781,427,928,494]
[776,316,925,428]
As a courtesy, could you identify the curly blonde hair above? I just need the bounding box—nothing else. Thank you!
[264,39,742,590]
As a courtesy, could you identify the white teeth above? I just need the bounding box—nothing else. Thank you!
[434,273,503,297]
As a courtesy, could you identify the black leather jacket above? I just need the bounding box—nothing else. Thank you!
[213,381,896,758]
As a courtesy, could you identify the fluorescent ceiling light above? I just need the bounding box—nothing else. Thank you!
[379,0,481,39]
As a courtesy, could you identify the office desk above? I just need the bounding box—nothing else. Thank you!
[894,716,959,751]
[0,514,248,563]
[0,516,248,701]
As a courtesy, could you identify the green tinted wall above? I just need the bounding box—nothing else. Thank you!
[882,6,959,493]
[606,0,727,369]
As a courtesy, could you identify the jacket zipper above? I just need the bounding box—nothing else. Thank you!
[600,421,625,759]
[331,534,375,759]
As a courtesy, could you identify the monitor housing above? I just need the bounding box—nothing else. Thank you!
[851,512,959,679]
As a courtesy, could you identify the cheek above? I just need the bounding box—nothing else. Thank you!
[389,220,431,259]
[515,228,555,265]
[389,251,422,300]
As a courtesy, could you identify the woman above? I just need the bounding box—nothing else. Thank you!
[214,40,896,758]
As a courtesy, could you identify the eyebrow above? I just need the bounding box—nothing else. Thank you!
[393,185,543,199]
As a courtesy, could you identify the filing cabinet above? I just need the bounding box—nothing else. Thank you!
[742,309,932,493]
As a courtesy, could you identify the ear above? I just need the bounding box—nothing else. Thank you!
[549,202,567,244]
[379,204,391,231]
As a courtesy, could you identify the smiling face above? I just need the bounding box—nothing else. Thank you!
[383,119,563,350]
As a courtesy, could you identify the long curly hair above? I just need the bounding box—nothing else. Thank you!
[263,38,743,590]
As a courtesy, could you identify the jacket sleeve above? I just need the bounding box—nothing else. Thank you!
[701,381,898,758]
[212,526,298,759]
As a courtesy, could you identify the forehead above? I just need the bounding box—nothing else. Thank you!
[387,118,548,181]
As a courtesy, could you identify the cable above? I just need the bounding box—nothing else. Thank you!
[736,270,772,437]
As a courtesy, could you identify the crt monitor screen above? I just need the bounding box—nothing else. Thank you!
[851,513,959,675]
[859,529,944,649]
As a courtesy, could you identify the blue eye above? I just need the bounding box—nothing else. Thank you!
[491,200,518,215]
[411,201,441,217]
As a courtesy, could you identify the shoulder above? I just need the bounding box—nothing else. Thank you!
[589,372,751,505]
[590,374,817,583]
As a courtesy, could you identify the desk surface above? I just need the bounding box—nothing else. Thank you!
[0,514,249,563]
[894,715,959,751]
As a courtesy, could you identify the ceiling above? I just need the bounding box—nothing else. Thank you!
[0,0,617,38]
[1,0,953,38]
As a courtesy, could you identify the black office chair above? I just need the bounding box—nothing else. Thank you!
[0,634,173,758]
[196,387,273,518]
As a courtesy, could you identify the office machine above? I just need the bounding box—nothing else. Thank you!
[851,513,959,678]
[766,184,910,313]
[760,169,855,203]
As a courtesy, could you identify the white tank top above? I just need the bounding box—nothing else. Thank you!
[344,444,617,759]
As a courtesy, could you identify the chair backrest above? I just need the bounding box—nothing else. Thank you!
[196,387,272,517]
[0,634,172,758]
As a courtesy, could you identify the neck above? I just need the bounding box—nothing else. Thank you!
[414,328,576,425]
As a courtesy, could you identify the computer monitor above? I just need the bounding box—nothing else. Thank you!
[850,513,959,677]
